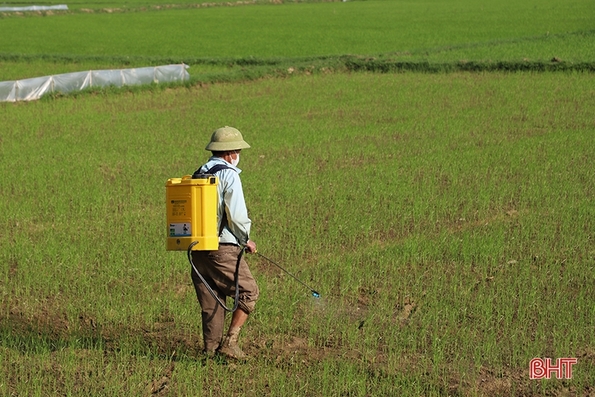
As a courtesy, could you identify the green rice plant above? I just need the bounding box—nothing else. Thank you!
[2,71,594,395]
[1,2,594,395]
[1,0,593,60]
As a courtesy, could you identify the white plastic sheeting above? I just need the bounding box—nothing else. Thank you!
[0,64,190,102]
[0,5,68,11]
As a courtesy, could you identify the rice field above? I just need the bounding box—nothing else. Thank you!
[1,0,594,395]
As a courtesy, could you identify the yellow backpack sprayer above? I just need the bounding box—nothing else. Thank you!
[165,174,219,252]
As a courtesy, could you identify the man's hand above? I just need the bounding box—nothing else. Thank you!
[244,240,257,254]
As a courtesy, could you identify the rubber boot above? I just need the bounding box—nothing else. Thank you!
[217,326,247,360]
[202,339,221,358]
[203,346,217,358]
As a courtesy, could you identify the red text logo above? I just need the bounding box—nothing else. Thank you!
[530,358,577,379]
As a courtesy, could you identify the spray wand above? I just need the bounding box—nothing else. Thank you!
[254,251,320,298]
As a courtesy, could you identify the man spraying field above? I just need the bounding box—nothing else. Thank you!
[189,126,259,359]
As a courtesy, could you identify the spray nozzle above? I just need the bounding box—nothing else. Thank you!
[311,291,321,298]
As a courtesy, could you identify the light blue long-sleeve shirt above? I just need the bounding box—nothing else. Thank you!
[197,157,251,246]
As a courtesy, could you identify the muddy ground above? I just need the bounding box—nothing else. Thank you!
[3,294,594,397]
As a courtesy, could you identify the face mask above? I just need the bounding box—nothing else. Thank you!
[230,152,240,167]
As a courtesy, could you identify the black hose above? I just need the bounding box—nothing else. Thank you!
[187,241,242,312]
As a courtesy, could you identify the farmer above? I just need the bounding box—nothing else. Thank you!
[190,126,259,359]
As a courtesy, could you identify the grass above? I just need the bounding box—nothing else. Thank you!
[1,0,594,395]
[1,0,593,66]
[2,71,595,395]
[1,0,593,92]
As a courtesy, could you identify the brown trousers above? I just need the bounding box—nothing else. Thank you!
[190,244,259,351]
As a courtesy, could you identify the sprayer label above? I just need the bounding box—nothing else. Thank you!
[170,199,188,217]
[169,223,192,237]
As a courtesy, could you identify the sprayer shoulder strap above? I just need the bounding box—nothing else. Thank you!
[192,163,235,178]
[206,164,235,175]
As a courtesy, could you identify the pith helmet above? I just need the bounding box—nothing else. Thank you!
[205,126,251,151]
